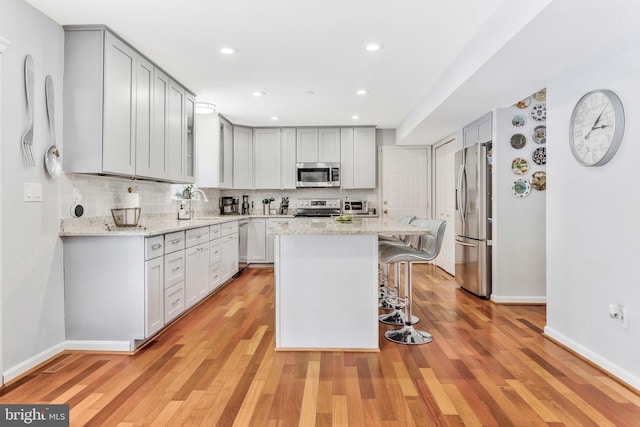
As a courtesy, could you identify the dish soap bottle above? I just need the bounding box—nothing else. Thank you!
[178,201,190,220]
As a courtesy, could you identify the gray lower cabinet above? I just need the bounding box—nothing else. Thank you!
[185,227,210,309]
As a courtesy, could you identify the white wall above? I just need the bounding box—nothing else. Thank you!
[492,101,546,302]
[0,0,65,380]
[545,30,640,389]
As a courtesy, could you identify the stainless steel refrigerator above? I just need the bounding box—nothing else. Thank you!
[455,142,492,298]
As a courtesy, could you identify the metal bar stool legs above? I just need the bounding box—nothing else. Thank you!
[384,260,433,345]
[379,261,418,326]
[378,262,395,310]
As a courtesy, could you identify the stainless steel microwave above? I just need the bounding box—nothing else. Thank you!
[296,162,340,188]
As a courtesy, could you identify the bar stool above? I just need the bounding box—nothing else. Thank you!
[378,215,416,310]
[380,219,446,345]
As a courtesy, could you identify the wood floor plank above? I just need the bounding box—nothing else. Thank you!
[1,265,639,426]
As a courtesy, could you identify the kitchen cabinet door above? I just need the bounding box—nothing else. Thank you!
[134,56,154,178]
[145,256,164,337]
[254,128,282,189]
[296,128,319,162]
[221,232,239,282]
[340,128,354,189]
[195,113,220,187]
[281,128,297,189]
[221,120,234,188]
[248,218,267,262]
[103,32,137,176]
[184,92,196,182]
[167,80,185,182]
[185,242,209,309]
[233,126,253,189]
[463,112,492,147]
[318,128,340,162]
[353,127,376,189]
[151,68,169,179]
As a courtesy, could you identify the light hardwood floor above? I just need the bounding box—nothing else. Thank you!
[2,265,639,426]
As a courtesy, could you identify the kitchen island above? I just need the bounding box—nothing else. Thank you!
[270,217,423,351]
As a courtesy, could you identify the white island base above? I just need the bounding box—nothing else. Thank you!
[274,234,379,351]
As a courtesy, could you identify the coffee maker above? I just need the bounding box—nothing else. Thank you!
[220,197,239,215]
[242,195,249,215]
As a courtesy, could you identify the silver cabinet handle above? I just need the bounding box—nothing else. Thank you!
[195,235,203,239]
[170,298,181,304]
[151,243,162,250]
[171,239,182,244]
[172,266,181,271]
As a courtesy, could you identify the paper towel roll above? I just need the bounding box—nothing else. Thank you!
[122,192,139,208]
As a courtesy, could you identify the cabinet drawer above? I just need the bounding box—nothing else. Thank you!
[164,249,185,289]
[210,264,221,292]
[165,231,185,253]
[186,226,209,248]
[145,236,164,260]
[210,239,221,265]
[209,224,221,240]
[164,281,185,324]
[221,221,239,237]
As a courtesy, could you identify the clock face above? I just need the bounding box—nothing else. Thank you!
[570,90,624,166]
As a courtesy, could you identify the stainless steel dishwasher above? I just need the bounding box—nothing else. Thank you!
[236,218,249,277]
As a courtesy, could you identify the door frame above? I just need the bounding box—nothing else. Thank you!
[0,36,11,386]
[431,132,461,274]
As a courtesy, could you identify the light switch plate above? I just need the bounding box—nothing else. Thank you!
[24,182,43,202]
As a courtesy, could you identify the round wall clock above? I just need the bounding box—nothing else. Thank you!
[569,89,625,166]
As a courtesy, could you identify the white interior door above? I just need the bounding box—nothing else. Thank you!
[434,139,457,275]
[380,146,429,219]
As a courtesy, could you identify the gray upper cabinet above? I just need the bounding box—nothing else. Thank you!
[233,126,253,189]
[463,112,492,147]
[340,127,376,189]
[63,25,195,183]
[296,128,340,163]
[184,92,196,182]
[254,128,281,189]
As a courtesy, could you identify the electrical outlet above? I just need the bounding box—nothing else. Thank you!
[619,306,627,328]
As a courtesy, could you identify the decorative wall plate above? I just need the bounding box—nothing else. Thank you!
[512,179,531,198]
[532,147,546,165]
[512,115,526,127]
[531,171,546,191]
[510,133,526,149]
[516,97,530,109]
[532,125,546,144]
[512,157,529,174]
[534,89,546,101]
[531,104,546,121]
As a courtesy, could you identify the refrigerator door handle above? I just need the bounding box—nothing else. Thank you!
[456,164,465,223]
[461,166,468,222]
[455,239,477,248]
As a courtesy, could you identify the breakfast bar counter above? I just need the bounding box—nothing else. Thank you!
[270,217,423,351]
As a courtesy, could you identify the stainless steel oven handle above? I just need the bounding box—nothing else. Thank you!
[455,240,476,248]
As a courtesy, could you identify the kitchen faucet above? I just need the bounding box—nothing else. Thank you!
[186,186,209,218]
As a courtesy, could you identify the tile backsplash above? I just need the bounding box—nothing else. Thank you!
[61,173,378,218]
[61,174,220,218]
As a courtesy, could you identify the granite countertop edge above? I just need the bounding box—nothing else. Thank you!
[60,213,296,237]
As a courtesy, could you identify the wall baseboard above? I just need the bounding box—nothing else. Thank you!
[544,326,640,392]
[3,340,132,384]
[3,342,66,384]
[491,295,546,304]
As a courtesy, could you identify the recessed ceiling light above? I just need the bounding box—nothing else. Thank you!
[252,91,266,97]
[305,91,315,96]
[220,47,237,55]
[270,116,280,121]
[195,102,216,114]
[365,43,382,51]
[356,90,369,95]
[352,115,360,120]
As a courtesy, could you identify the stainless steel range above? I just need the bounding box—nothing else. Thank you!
[294,198,341,217]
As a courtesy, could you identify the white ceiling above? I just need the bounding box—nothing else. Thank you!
[24,0,506,129]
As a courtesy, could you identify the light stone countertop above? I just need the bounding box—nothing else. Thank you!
[59,213,295,237]
[268,217,424,236]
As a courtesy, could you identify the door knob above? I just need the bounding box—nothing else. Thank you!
[384,201,388,205]
[383,209,388,214]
